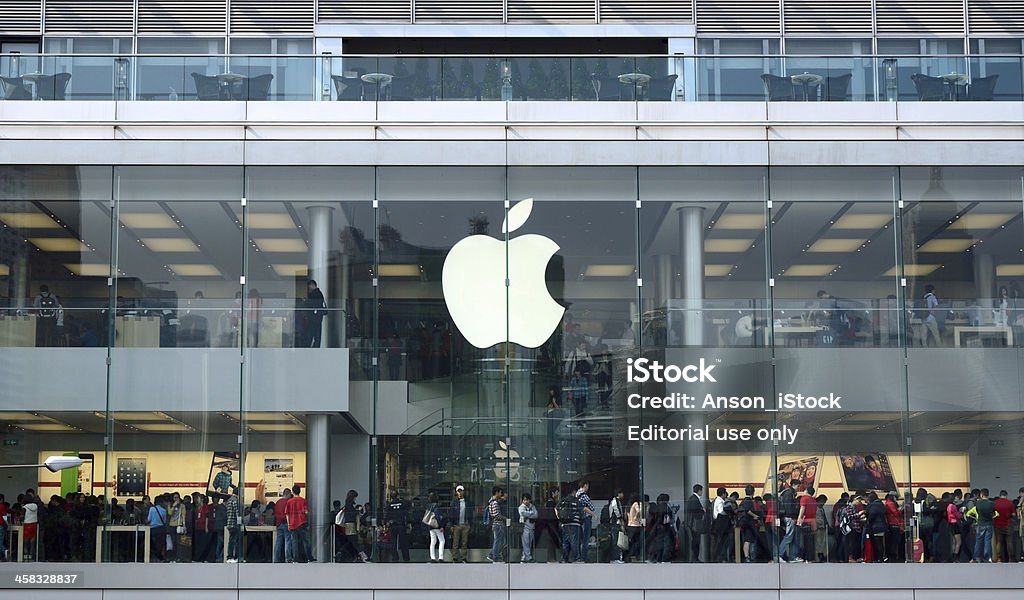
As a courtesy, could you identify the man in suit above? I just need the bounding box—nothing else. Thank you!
[683,484,707,562]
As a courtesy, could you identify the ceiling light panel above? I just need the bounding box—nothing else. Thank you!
[996,265,1024,277]
[378,264,422,277]
[704,264,733,277]
[714,214,763,230]
[119,213,178,229]
[0,212,61,229]
[918,239,975,253]
[65,263,111,276]
[831,214,892,230]
[584,264,635,277]
[271,264,308,277]
[807,238,867,253]
[246,214,295,229]
[705,239,754,253]
[947,214,1015,230]
[783,264,837,277]
[254,238,308,253]
[885,264,941,277]
[141,238,200,252]
[29,238,90,252]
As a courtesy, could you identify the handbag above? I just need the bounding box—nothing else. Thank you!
[616,530,630,551]
[176,525,186,535]
[422,509,439,529]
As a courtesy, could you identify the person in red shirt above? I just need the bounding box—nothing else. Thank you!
[273,487,292,563]
[284,485,311,563]
[796,487,818,561]
[992,490,1017,563]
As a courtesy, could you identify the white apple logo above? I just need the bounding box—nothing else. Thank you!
[442,198,565,348]
[493,440,521,481]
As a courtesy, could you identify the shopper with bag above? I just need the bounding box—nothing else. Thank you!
[423,491,445,563]
[607,489,627,563]
[518,493,538,563]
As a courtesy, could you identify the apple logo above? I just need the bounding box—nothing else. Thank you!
[493,439,521,481]
[442,198,565,349]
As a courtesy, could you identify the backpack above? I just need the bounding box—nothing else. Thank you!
[779,488,798,518]
[483,501,492,526]
[915,293,935,320]
[838,506,853,535]
[38,293,58,318]
[599,503,610,526]
[557,495,581,525]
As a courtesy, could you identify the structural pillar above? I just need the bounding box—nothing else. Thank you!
[12,253,28,310]
[678,205,708,560]
[307,206,334,346]
[975,252,995,306]
[306,413,331,562]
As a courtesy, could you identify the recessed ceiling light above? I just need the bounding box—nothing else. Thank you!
[884,264,940,276]
[918,239,974,252]
[246,214,295,229]
[704,264,733,277]
[0,213,61,229]
[378,264,421,277]
[17,423,76,432]
[831,214,892,230]
[254,238,308,253]
[133,423,192,432]
[141,238,200,252]
[715,214,763,230]
[65,263,111,276]
[0,412,53,422]
[224,412,300,422]
[948,214,1015,230]
[583,264,634,277]
[29,238,90,252]
[119,213,178,229]
[705,239,754,253]
[271,264,308,277]
[782,264,837,277]
[248,423,306,432]
[996,264,1024,277]
[168,264,222,277]
[807,239,867,253]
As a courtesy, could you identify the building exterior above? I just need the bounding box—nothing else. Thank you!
[2,1,1024,598]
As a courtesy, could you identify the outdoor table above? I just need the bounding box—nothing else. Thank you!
[791,72,823,101]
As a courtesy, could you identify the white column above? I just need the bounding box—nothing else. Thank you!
[306,414,331,562]
[307,206,334,346]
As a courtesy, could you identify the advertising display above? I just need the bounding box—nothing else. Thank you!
[840,452,899,494]
[207,451,241,499]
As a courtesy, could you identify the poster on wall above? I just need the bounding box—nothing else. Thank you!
[116,457,148,497]
[839,452,898,494]
[206,451,241,500]
[263,457,294,499]
[765,456,820,494]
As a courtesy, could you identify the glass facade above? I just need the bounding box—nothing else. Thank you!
[2,165,1024,567]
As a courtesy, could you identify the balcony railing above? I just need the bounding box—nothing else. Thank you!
[1,54,1022,102]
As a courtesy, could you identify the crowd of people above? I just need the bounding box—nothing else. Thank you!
[4,481,1024,565]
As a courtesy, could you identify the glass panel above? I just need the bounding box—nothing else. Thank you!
[375,166,506,563]
[639,167,774,564]
[900,166,1024,564]
[104,167,243,564]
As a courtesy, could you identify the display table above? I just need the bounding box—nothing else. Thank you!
[0,314,35,346]
[954,325,1013,348]
[95,525,150,563]
[115,316,160,347]
[224,524,276,561]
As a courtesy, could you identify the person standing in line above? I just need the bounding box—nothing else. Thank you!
[518,493,538,563]
[385,490,411,563]
[575,481,597,562]
[797,486,820,562]
[625,494,644,563]
[486,486,507,563]
[556,488,582,563]
[992,490,1016,563]
[302,279,327,348]
[424,491,445,563]
[840,496,866,562]
[967,488,996,563]
[777,480,803,563]
[738,485,761,562]
[273,487,292,563]
[539,489,562,563]
[285,485,312,563]
[607,489,626,564]
[447,484,473,563]
[224,486,241,563]
[1015,487,1024,561]
[682,484,705,563]
[865,492,887,562]
[148,495,169,563]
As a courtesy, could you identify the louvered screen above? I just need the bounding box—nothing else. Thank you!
[507,0,596,22]
[876,0,965,35]
[0,0,41,33]
[968,0,1024,34]
[138,0,227,34]
[317,0,411,21]
[697,0,781,34]
[230,0,314,33]
[600,0,693,22]
[45,0,134,33]
[783,0,872,34]
[414,0,503,21]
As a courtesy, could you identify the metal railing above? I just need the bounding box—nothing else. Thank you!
[1,53,1022,102]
